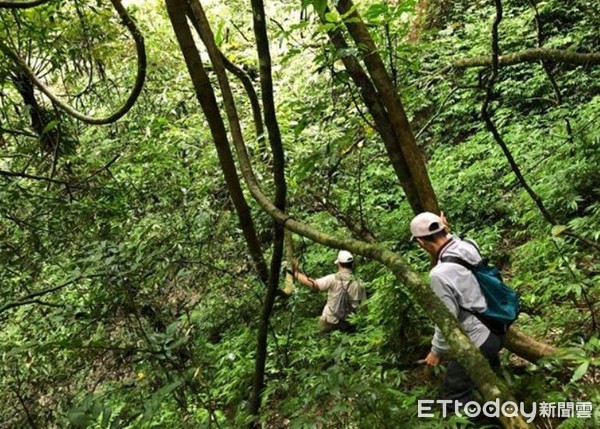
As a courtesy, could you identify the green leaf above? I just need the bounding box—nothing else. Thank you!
[364,3,389,21]
[570,361,589,382]
[42,120,59,134]
[101,408,113,428]
[312,0,327,16]
[68,411,93,428]
[324,11,338,22]
[551,225,568,237]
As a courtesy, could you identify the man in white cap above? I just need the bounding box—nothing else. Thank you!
[410,212,503,418]
[290,250,366,333]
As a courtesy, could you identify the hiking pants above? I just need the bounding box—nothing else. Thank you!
[441,332,503,410]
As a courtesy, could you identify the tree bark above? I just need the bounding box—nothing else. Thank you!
[335,0,440,214]
[164,0,269,285]
[247,0,288,423]
[504,326,556,363]
[182,0,288,423]
[319,7,423,213]
[0,0,50,9]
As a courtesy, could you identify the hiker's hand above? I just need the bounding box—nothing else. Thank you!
[425,352,440,366]
[440,211,450,233]
[291,259,299,273]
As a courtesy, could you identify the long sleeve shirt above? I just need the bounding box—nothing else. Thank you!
[430,235,490,356]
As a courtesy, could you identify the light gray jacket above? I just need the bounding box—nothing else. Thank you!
[430,235,490,356]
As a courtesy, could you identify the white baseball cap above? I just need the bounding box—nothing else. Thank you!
[334,250,353,264]
[410,212,445,240]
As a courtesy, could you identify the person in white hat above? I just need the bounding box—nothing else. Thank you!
[410,212,503,420]
[290,250,366,333]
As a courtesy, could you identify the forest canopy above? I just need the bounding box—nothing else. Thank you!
[0,0,598,428]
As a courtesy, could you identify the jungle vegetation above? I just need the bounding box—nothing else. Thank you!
[0,0,598,427]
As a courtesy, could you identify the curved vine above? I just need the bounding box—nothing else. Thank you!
[0,0,51,9]
[0,0,146,125]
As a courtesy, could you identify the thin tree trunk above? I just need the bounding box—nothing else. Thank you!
[335,0,440,214]
[164,0,269,285]
[183,0,288,423]
[318,7,423,213]
[283,231,295,294]
[248,0,287,423]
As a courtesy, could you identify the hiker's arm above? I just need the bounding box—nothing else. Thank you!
[428,274,459,360]
[292,270,320,291]
[290,261,323,291]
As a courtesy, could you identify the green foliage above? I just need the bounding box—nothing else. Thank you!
[0,0,598,427]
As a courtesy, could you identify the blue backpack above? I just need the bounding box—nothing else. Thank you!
[441,240,519,335]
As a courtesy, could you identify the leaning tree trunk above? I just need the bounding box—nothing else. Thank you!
[334,0,440,214]
[317,6,423,213]
[164,0,268,286]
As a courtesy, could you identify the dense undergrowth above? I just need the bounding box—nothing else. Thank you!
[0,0,598,427]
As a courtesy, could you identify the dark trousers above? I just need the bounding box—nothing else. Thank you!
[318,318,355,334]
[442,333,503,411]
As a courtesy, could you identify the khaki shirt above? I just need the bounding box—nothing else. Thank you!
[315,268,366,324]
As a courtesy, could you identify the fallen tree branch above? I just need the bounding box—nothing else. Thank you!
[450,48,600,70]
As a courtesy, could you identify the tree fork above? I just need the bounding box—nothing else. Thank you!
[185,4,267,152]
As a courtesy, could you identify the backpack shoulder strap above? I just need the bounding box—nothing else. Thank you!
[440,255,476,271]
[335,273,350,291]
[461,237,482,256]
